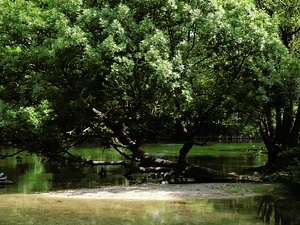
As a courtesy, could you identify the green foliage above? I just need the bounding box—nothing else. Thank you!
[0,100,52,130]
[279,148,300,185]
[0,0,297,165]
[0,0,94,159]
[289,163,300,185]
[251,0,300,164]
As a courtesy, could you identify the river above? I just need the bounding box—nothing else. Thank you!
[0,142,299,224]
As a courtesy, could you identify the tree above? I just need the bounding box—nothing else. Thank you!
[82,0,288,180]
[0,0,291,181]
[252,0,300,167]
[0,0,96,163]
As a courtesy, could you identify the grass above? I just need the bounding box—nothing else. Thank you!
[252,183,294,196]
[220,183,290,196]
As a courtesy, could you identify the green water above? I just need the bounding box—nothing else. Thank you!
[0,193,299,224]
[1,142,300,225]
[1,142,265,193]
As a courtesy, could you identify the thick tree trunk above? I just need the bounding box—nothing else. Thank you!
[92,108,242,182]
[259,119,280,166]
[260,101,300,171]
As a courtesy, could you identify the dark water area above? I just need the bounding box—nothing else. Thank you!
[1,142,300,225]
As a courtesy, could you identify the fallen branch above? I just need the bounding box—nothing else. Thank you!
[87,160,129,166]
[92,108,260,183]
[112,145,133,160]
[0,172,13,185]
[124,166,175,176]
[0,149,27,159]
[93,108,178,168]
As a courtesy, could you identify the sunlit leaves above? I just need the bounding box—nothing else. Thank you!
[0,0,298,158]
[18,100,53,129]
[0,100,53,132]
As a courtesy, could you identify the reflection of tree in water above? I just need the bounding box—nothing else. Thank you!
[257,195,300,225]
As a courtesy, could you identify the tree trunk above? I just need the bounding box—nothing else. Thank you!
[260,101,300,168]
[92,108,244,182]
[177,141,194,165]
[289,102,300,148]
[260,119,277,165]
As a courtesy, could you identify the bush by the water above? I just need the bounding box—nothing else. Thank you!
[279,148,300,186]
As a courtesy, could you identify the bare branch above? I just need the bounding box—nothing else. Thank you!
[194,139,209,147]
[0,149,27,159]
[112,145,133,160]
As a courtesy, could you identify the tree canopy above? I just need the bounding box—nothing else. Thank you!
[0,0,299,181]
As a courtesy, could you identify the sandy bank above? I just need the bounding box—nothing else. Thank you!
[44,182,270,200]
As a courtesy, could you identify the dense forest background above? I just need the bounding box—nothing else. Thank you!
[1,0,300,184]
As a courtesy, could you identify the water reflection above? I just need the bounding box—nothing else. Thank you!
[187,154,266,174]
[1,144,266,194]
[257,196,300,225]
[0,194,299,225]
[1,144,300,224]
[1,157,130,194]
[2,162,262,193]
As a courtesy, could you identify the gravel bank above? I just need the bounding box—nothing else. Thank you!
[45,182,270,200]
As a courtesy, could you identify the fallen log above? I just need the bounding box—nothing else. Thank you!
[0,172,13,185]
[87,160,129,166]
[92,108,261,183]
[0,176,7,180]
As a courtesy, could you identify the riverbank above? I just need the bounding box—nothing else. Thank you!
[44,182,273,200]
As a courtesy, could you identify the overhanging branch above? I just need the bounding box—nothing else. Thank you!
[91,108,255,182]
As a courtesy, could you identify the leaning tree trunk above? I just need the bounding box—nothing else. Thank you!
[92,108,247,182]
